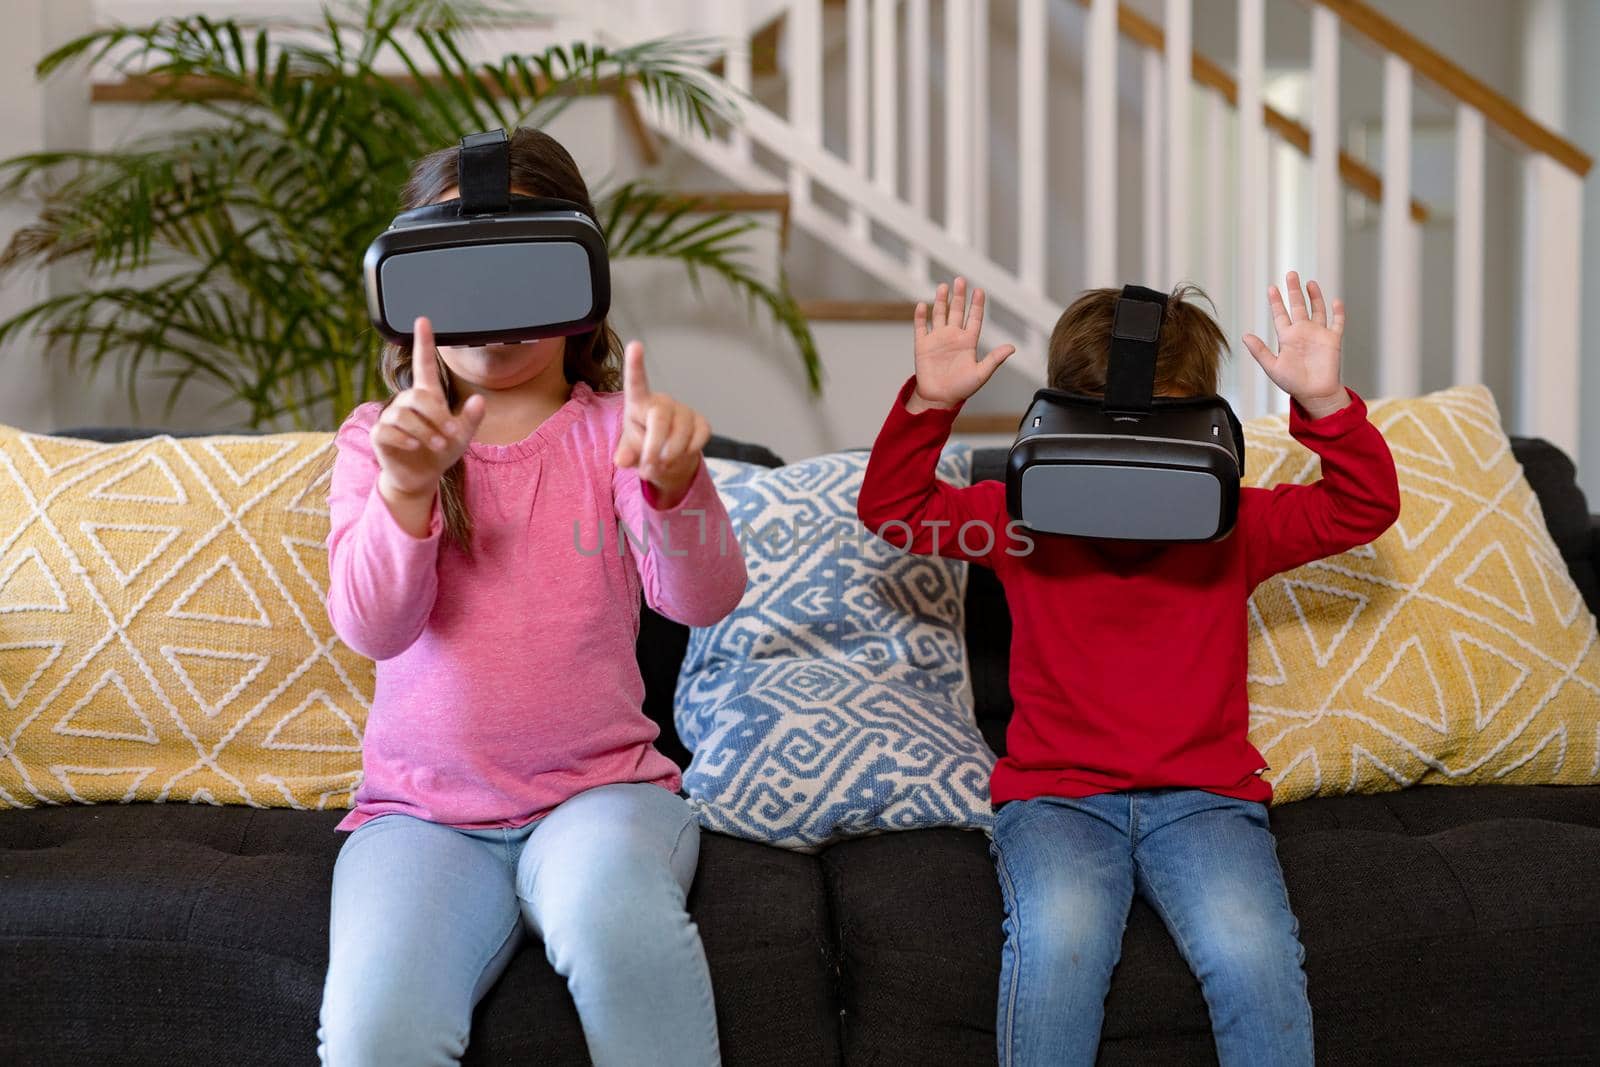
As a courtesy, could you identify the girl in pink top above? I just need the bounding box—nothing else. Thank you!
[317,128,745,1067]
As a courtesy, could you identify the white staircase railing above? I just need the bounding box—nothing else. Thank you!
[604,0,1587,451]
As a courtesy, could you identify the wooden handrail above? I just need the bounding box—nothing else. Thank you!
[1081,0,1430,224]
[1312,0,1591,177]
[92,70,606,103]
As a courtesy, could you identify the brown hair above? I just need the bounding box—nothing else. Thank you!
[1046,283,1227,398]
[382,127,622,552]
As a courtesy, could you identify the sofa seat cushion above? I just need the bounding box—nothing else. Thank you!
[1277,785,1600,1064]
[0,806,841,1066]
[464,831,840,1065]
[820,787,1600,1066]
[819,828,1005,1065]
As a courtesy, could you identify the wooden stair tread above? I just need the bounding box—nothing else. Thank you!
[798,300,916,322]
[950,413,1024,435]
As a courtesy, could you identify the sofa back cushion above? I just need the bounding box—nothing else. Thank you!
[0,426,371,809]
[672,448,996,850]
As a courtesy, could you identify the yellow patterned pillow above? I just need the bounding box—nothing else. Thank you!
[1244,386,1600,803]
[0,426,371,810]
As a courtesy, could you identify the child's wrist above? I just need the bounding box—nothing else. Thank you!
[906,388,959,415]
[376,472,439,538]
[377,470,437,503]
[1295,388,1350,421]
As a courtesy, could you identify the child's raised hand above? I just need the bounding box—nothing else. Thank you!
[907,277,1016,413]
[371,316,487,504]
[1243,271,1350,420]
[613,341,711,509]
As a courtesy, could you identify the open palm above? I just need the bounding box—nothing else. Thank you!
[909,277,1016,410]
[1243,271,1348,418]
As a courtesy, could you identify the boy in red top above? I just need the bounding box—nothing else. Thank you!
[857,273,1400,1066]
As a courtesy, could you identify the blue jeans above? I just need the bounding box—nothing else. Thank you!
[318,782,720,1066]
[990,789,1312,1067]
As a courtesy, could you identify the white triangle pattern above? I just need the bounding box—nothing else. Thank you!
[79,522,183,587]
[261,691,363,752]
[0,640,65,709]
[202,438,297,487]
[0,547,69,614]
[159,645,271,719]
[167,555,271,629]
[53,670,159,744]
[89,453,187,506]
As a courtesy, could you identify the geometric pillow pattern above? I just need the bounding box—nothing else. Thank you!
[1243,385,1600,804]
[675,447,995,851]
[0,426,370,810]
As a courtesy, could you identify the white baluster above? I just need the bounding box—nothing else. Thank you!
[1379,53,1417,398]
[1204,90,1227,310]
[1267,131,1290,414]
[1453,104,1484,387]
[723,0,751,162]
[908,0,930,281]
[971,0,989,255]
[1235,0,1267,418]
[1142,51,1164,284]
[1311,4,1341,305]
[1517,156,1583,457]
[872,0,897,198]
[848,0,869,239]
[1164,0,1190,288]
[1085,0,1117,286]
[945,0,972,244]
[788,0,822,212]
[1018,0,1046,293]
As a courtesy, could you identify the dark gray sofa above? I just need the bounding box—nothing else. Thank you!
[2,433,1597,1065]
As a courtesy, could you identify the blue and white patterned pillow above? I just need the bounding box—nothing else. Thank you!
[674,447,996,851]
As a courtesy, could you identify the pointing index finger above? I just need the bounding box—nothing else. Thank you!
[411,317,442,395]
[623,341,651,407]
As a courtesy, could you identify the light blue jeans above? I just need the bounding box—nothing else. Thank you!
[991,789,1313,1067]
[317,782,720,1066]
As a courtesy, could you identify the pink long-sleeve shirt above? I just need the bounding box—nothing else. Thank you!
[325,381,747,832]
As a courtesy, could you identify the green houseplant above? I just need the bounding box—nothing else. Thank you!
[0,0,819,429]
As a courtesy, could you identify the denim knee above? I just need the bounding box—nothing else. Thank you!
[1191,898,1306,989]
[319,981,469,1067]
[542,880,695,976]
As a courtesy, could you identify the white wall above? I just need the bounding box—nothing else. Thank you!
[1568,0,1600,505]
[0,1,64,432]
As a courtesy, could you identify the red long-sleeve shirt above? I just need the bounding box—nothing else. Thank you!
[857,378,1400,804]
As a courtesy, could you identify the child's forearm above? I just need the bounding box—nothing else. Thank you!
[377,473,438,539]
[1243,390,1401,585]
[857,378,1007,564]
[625,461,747,627]
[327,485,443,660]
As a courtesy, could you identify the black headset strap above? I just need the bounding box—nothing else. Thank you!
[1104,284,1167,415]
[458,128,510,215]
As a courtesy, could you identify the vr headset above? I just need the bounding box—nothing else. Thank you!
[1005,284,1246,542]
[363,128,610,347]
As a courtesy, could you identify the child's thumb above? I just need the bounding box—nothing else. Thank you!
[979,344,1016,381]
[458,393,487,436]
[1242,333,1272,367]
[614,430,640,470]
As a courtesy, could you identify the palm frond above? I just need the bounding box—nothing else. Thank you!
[0,0,816,429]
